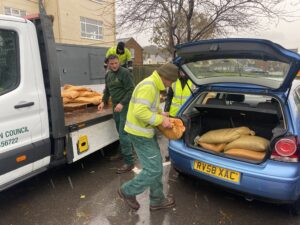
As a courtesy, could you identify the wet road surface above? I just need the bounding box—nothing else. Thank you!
[0,136,300,225]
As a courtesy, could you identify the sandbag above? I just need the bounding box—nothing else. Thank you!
[78,91,102,97]
[202,92,217,104]
[73,96,101,105]
[197,141,226,152]
[61,90,80,99]
[63,84,91,92]
[61,85,104,107]
[225,148,266,161]
[63,97,72,104]
[198,127,255,144]
[224,135,269,152]
[158,118,186,140]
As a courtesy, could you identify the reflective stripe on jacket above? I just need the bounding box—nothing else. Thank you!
[169,79,193,117]
[106,47,132,66]
[125,71,165,138]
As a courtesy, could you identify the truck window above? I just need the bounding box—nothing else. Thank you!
[0,29,19,96]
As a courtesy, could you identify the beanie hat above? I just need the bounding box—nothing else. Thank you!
[117,42,125,51]
[157,63,179,82]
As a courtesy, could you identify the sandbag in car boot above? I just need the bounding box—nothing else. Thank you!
[225,148,266,161]
[224,135,270,152]
[198,127,255,144]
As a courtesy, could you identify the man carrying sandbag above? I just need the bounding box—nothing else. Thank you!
[118,63,178,211]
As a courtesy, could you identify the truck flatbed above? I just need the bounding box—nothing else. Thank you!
[64,106,114,131]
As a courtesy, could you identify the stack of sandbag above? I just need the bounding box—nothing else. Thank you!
[223,135,269,160]
[158,118,186,140]
[194,126,269,160]
[61,84,102,106]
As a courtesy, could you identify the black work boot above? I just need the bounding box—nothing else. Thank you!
[116,164,134,174]
[150,197,176,211]
[118,188,140,210]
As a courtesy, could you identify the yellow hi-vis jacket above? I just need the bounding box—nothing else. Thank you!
[169,79,193,117]
[124,70,165,138]
[106,46,132,66]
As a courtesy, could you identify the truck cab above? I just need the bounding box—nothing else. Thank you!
[0,14,51,189]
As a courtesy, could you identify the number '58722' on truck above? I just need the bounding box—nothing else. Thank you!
[0,4,119,191]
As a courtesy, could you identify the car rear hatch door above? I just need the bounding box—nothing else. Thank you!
[174,38,300,94]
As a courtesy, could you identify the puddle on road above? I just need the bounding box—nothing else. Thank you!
[71,161,176,225]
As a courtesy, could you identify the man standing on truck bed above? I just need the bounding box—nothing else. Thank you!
[98,54,135,174]
[104,42,133,71]
[118,63,178,211]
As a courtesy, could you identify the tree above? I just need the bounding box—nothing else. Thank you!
[151,11,217,54]
[116,0,296,56]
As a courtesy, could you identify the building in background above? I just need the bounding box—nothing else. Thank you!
[143,45,172,64]
[288,48,299,53]
[117,37,143,65]
[0,0,116,47]
[0,0,118,86]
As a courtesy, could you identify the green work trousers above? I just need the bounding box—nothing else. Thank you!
[121,134,165,205]
[113,104,133,165]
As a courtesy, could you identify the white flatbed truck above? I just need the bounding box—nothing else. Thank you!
[0,4,118,191]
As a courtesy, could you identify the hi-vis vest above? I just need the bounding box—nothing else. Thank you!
[124,71,165,138]
[169,79,193,117]
[106,47,131,66]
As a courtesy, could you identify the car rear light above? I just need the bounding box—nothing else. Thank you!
[271,136,299,162]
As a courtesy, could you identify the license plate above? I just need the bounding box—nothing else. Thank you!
[193,160,240,183]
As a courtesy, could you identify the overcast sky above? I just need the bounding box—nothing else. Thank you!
[134,19,300,51]
[233,18,300,51]
[130,1,300,52]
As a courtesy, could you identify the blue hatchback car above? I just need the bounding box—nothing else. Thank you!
[169,38,300,213]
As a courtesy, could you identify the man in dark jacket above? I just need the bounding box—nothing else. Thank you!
[98,54,135,173]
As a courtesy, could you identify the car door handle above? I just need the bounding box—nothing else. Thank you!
[14,102,35,109]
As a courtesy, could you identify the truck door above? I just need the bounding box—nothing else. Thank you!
[0,18,50,190]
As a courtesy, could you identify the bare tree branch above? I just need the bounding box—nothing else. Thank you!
[116,0,298,55]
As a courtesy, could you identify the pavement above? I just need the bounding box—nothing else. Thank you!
[0,134,300,225]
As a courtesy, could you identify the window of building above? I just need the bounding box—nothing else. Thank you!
[0,29,20,96]
[90,0,103,3]
[80,17,103,40]
[4,7,26,17]
[130,48,135,59]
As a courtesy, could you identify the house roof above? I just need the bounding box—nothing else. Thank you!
[117,37,143,49]
[117,37,131,43]
[288,48,298,53]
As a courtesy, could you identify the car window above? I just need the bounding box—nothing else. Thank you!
[183,58,291,89]
[186,58,289,80]
[0,29,19,96]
